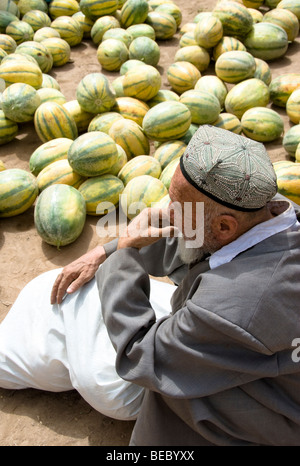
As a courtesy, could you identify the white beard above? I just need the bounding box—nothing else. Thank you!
[178,237,207,265]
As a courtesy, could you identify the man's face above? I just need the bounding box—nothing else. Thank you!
[168,165,221,263]
[168,165,205,245]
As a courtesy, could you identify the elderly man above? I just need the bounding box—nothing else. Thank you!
[1,125,300,446]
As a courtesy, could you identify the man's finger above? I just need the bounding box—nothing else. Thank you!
[50,273,63,304]
[51,273,75,305]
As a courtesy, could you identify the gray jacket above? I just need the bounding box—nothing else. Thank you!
[97,203,300,446]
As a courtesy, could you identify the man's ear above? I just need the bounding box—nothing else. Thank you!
[210,214,239,242]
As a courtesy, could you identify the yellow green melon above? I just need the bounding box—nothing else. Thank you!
[120,174,168,219]
[78,174,124,216]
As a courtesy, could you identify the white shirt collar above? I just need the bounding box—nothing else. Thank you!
[209,200,300,270]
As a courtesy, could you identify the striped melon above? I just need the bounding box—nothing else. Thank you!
[0,109,18,145]
[78,174,124,216]
[286,89,300,124]
[128,36,160,67]
[67,130,119,177]
[241,106,284,142]
[6,20,34,45]
[76,73,116,115]
[194,75,228,109]
[193,12,214,23]
[148,0,175,8]
[34,27,61,42]
[167,61,201,94]
[262,8,299,42]
[212,1,253,37]
[120,174,168,219]
[174,45,210,72]
[119,0,149,28]
[179,89,221,125]
[283,124,300,157]
[108,118,150,159]
[109,143,127,176]
[122,64,161,101]
[34,183,86,248]
[296,144,300,163]
[34,101,78,142]
[225,78,270,119]
[179,31,198,48]
[253,58,272,86]
[37,87,67,105]
[275,162,300,205]
[277,0,300,21]
[41,37,71,66]
[120,59,146,75]
[63,99,93,133]
[194,14,223,49]
[102,27,132,47]
[79,0,119,21]
[111,75,125,97]
[90,15,120,45]
[215,50,256,84]
[145,10,177,40]
[159,157,179,190]
[247,8,264,24]
[273,160,295,173]
[1,51,39,66]
[243,22,288,61]
[36,158,84,191]
[15,41,53,73]
[0,12,19,35]
[269,73,300,108]
[0,33,17,53]
[0,47,6,63]
[242,0,264,7]
[179,123,199,145]
[29,137,73,175]
[0,0,20,17]
[142,101,191,142]
[213,112,242,134]
[126,23,156,41]
[17,0,48,16]
[49,0,80,19]
[50,15,83,46]
[2,82,41,122]
[88,111,124,134]
[97,38,129,71]
[154,140,186,170]
[118,155,161,185]
[112,96,149,126]
[0,168,38,217]
[147,89,180,108]
[72,11,94,39]
[155,3,182,28]
[212,36,247,61]
[153,193,170,208]
[41,73,61,90]
[0,57,43,88]
[22,10,51,31]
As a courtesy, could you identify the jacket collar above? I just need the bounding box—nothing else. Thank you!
[209,200,299,270]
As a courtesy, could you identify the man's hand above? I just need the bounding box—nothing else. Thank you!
[50,244,106,304]
[117,207,179,251]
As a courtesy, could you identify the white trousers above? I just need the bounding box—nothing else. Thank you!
[0,268,175,421]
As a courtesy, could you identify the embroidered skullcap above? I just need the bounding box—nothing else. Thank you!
[180,125,277,211]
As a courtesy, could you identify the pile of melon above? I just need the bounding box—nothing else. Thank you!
[0,0,300,248]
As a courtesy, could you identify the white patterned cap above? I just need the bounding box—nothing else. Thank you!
[180,125,277,211]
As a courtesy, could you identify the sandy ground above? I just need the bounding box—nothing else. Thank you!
[0,0,299,446]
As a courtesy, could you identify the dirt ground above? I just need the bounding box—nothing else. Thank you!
[0,0,299,447]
